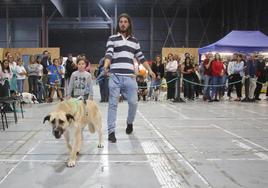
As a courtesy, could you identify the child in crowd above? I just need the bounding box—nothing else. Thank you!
[16,58,27,95]
[67,58,93,100]
[47,58,63,102]
[137,75,148,101]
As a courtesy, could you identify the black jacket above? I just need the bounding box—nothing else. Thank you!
[151,63,165,78]
[41,57,51,75]
[65,59,77,79]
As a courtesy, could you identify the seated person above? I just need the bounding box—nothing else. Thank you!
[0,59,12,98]
[137,75,148,101]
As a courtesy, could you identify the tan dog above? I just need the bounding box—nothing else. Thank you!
[43,98,103,167]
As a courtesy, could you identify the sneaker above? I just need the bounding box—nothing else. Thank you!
[126,123,133,134]
[248,98,255,102]
[241,98,249,102]
[108,132,116,143]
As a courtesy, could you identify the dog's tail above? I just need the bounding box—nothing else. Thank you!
[88,124,95,133]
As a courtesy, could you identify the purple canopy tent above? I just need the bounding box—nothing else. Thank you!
[198,30,268,54]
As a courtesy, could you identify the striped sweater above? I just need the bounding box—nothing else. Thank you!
[105,33,146,75]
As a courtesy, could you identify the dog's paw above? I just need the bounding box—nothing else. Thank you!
[67,160,76,168]
[97,144,104,148]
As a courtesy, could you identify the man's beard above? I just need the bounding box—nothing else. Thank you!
[119,26,128,33]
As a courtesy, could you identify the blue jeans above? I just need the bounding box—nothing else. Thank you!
[203,75,211,99]
[37,79,45,101]
[211,76,223,99]
[108,74,138,134]
[17,79,24,94]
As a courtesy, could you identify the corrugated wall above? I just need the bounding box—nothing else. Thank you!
[1,16,268,63]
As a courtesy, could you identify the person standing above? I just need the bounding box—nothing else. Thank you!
[16,58,27,95]
[254,56,266,100]
[227,54,244,101]
[41,50,51,101]
[149,55,165,101]
[242,54,257,102]
[103,13,155,143]
[97,57,109,102]
[165,53,178,100]
[28,55,39,97]
[67,58,93,100]
[210,53,225,102]
[202,53,213,101]
[65,53,77,96]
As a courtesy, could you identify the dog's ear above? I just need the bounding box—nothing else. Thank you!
[43,115,51,124]
[66,114,75,122]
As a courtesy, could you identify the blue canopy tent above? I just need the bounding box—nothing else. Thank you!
[198,30,268,54]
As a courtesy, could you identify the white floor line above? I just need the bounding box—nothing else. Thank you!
[141,141,182,188]
[242,109,263,115]
[232,139,268,161]
[138,110,213,188]
[160,104,190,120]
[0,157,265,163]
[164,125,212,129]
[206,158,264,161]
[0,140,41,185]
[0,159,149,163]
[211,124,268,152]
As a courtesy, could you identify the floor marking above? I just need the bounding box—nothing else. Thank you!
[138,111,213,188]
[0,140,41,184]
[232,140,268,161]
[0,159,149,163]
[160,104,190,120]
[0,157,265,163]
[141,141,182,188]
[211,124,268,152]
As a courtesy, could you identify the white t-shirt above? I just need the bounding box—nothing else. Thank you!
[60,65,65,79]
[166,60,178,72]
[37,64,43,77]
[16,65,26,80]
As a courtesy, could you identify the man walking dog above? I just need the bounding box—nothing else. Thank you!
[103,13,155,143]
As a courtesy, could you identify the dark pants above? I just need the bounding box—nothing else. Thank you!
[166,72,177,100]
[28,75,38,97]
[227,74,242,98]
[99,76,109,102]
[0,80,10,97]
[254,76,266,99]
[60,78,65,97]
[183,77,194,99]
[244,77,250,99]
[193,73,201,98]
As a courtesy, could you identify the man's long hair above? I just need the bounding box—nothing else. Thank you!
[116,13,133,37]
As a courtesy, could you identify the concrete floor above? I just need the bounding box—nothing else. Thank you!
[0,88,268,188]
